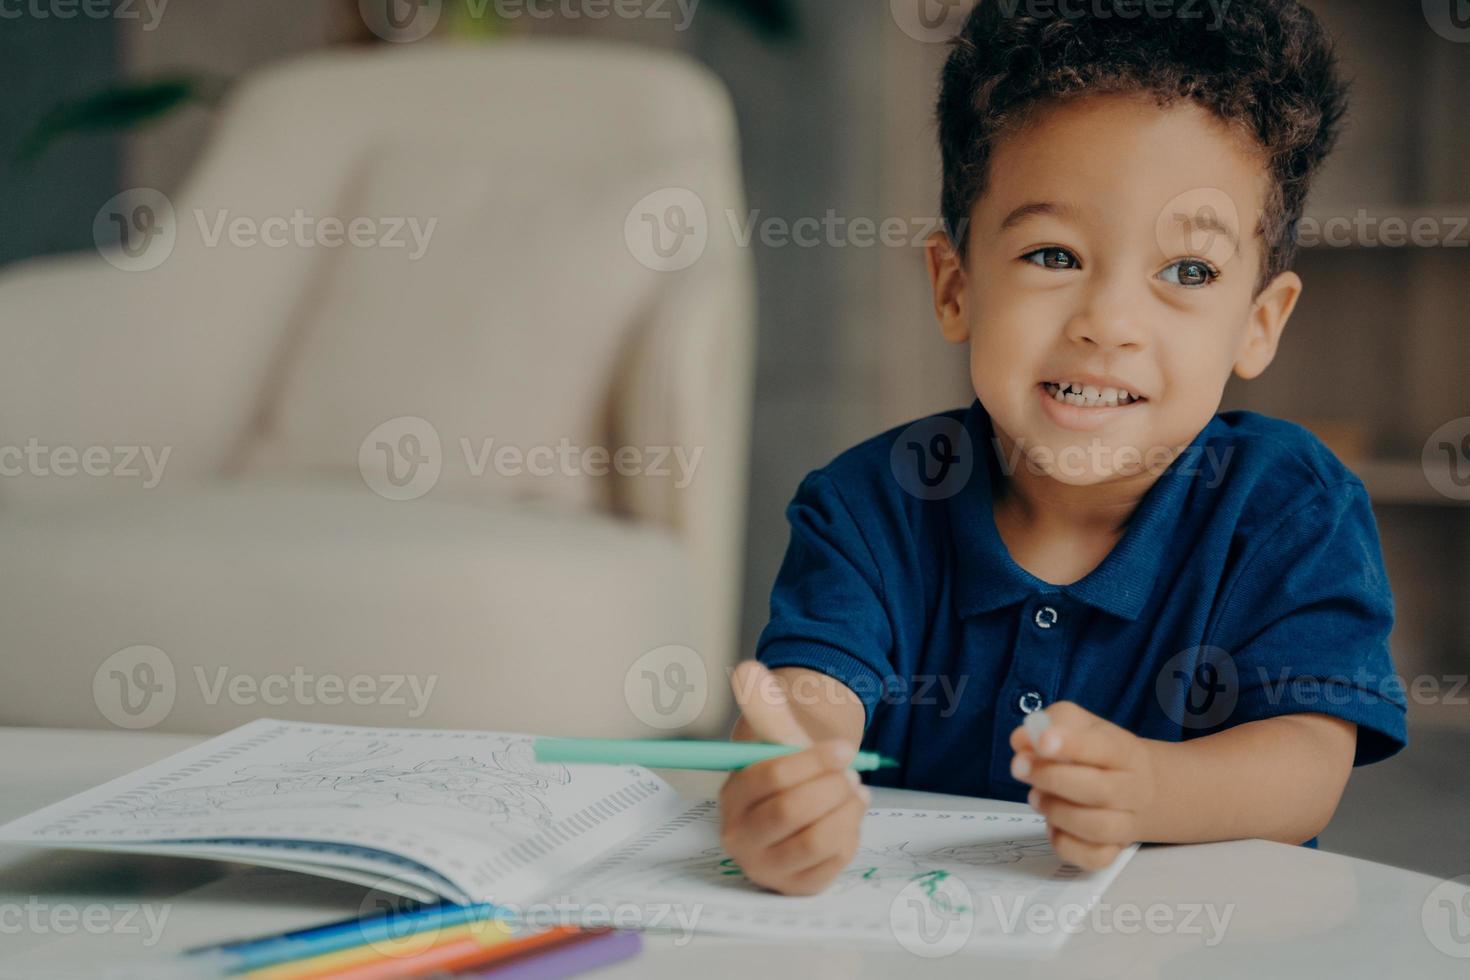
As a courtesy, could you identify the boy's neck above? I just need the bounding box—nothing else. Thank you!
[988,425,1163,537]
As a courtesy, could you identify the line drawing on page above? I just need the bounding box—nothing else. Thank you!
[114,737,573,830]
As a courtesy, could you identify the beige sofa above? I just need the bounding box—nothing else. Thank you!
[0,40,755,739]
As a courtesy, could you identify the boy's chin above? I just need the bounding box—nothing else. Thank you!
[1004,433,1166,486]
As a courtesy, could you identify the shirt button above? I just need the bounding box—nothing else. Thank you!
[1034,605,1059,629]
[1018,691,1044,715]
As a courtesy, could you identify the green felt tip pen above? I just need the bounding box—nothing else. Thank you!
[532,737,899,772]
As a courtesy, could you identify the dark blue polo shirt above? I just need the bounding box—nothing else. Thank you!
[756,399,1407,839]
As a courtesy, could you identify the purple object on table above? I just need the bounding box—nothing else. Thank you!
[466,928,643,979]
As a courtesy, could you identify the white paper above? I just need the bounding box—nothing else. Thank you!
[0,719,685,905]
[555,800,1137,954]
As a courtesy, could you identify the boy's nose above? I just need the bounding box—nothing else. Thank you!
[1063,278,1148,351]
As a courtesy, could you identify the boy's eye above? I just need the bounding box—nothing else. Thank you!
[1160,258,1220,288]
[1021,247,1079,270]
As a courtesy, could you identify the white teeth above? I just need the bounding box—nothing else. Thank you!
[1044,381,1142,408]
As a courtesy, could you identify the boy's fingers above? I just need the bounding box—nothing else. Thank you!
[1030,792,1135,846]
[719,739,857,818]
[731,661,812,749]
[1048,825,1124,871]
[781,852,851,896]
[766,793,867,873]
[1020,716,1136,770]
[739,770,862,849]
[1011,756,1128,809]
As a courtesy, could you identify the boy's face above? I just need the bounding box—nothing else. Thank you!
[927,94,1302,487]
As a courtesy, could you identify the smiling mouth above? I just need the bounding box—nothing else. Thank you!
[1041,381,1147,409]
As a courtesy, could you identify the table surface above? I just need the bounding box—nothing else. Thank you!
[0,727,1464,979]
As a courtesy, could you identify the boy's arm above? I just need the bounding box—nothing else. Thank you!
[1135,713,1356,844]
[729,666,865,746]
[1010,703,1357,869]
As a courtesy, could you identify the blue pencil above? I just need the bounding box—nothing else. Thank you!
[184,901,509,973]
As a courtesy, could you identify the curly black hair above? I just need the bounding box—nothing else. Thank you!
[937,0,1348,295]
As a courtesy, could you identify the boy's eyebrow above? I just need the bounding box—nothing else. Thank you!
[998,200,1083,232]
[1000,199,1243,254]
[1162,208,1241,254]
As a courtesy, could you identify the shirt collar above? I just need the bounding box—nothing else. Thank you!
[946,399,1208,622]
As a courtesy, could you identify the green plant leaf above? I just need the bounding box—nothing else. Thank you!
[16,74,230,165]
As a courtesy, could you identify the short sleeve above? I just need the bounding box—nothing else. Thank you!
[1208,480,1407,765]
[755,471,896,730]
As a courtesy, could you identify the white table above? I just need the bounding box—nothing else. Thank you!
[0,727,1464,978]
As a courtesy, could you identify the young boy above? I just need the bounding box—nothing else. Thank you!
[716,0,1407,896]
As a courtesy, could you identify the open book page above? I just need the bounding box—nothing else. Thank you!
[0,719,685,905]
[552,800,1137,954]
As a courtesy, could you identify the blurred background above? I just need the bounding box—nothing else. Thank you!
[0,1,1466,878]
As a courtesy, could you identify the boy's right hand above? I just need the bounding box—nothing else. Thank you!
[716,662,871,896]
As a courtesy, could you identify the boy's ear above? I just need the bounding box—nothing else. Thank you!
[1233,269,1302,381]
[925,230,970,344]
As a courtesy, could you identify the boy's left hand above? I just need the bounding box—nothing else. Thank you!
[1008,701,1157,870]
